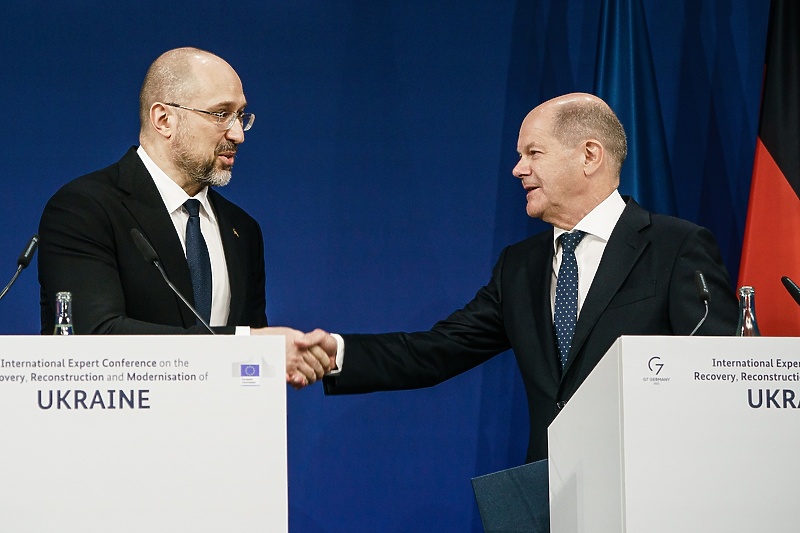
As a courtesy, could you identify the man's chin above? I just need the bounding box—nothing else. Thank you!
[525,204,543,219]
[196,170,232,188]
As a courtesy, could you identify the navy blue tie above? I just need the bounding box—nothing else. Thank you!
[183,199,212,325]
[554,231,585,369]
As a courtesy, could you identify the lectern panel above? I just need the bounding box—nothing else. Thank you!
[0,335,287,533]
[550,336,800,533]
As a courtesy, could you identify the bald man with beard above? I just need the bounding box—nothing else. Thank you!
[38,47,328,387]
[301,93,739,463]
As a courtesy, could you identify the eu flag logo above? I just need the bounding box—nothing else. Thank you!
[240,364,260,377]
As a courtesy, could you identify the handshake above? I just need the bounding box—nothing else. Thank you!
[252,327,338,389]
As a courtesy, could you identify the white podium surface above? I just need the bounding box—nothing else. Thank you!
[0,335,287,533]
[549,336,800,533]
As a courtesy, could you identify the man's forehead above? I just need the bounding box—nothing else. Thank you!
[518,119,552,147]
[190,70,246,105]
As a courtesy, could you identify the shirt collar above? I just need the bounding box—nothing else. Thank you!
[136,145,211,216]
[553,189,626,246]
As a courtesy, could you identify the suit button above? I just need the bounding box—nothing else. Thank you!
[556,401,567,411]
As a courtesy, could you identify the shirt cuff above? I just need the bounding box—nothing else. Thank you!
[328,333,345,375]
[235,326,251,336]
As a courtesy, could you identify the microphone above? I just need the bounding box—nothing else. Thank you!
[781,276,800,307]
[130,229,215,335]
[0,234,40,302]
[689,270,710,336]
[694,270,710,303]
[18,235,40,268]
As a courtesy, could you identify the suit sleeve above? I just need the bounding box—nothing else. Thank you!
[668,225,739,335]
[243,221,268,328]
[323,248,514,394]
[38,182,210,335]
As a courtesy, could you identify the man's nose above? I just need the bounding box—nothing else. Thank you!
[512,159,527,179]
[226,119,245,143]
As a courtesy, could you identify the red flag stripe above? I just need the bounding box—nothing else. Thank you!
[739,139,800,336]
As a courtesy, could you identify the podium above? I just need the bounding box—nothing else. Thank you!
[549,336,800,532]
[0,335,288,532]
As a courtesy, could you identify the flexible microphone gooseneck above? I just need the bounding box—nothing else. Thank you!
[0,234,39,302]
[689,270,710,336]
[781,276,800,307]
[130,228,215,335]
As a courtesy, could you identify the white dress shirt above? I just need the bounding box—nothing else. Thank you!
[136,146,232,327]
[551,190,626,320]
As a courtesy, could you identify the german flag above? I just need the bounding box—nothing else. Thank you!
[739,0,800,335]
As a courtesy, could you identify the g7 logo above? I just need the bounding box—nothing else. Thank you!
[648,356,664,375]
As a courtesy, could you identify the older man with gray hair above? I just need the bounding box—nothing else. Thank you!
[38,47,328,387]
[300,92,738,463]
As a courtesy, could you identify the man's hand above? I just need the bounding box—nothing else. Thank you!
[251,327,331,389]
[296,328,338,371]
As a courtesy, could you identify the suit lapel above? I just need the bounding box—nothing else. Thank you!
[526,230,562,383]
[117,148,197,327]
[564,199,650,373]
[210,190,246,326]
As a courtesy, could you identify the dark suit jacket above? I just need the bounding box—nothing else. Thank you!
[323,198,738,463]
[38,147,268,334]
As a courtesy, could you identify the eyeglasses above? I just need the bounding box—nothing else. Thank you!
[164,103,255,131]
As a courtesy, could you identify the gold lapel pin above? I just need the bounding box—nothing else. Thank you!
[233,228,240,238]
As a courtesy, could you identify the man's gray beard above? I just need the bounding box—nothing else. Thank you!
[174,148,232,188]
[195,167,231,187]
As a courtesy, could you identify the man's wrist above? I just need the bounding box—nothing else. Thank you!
[330,333,345,374]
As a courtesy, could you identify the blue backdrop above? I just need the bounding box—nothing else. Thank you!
[0,1,769,531]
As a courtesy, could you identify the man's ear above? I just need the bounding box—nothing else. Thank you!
[149,103,174,139]
[583,139,603,176]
